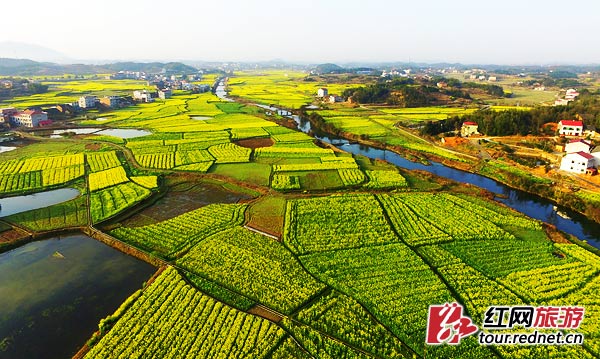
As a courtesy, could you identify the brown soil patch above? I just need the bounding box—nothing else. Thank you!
[119,182,251,227]
[85,143,102,151]
[248,305,283,323]
[235,137,274,149]
[442,137,468,147]
[543,223,571,244]
[0,229,29,242]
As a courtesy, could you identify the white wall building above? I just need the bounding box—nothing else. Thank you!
[560,151,595,174]
[565,139,592,154]
[158,89,172,100]
[78,96,97,109]
[100,96,119,108]
[558,120,584,136]
[317,88,328,97]
[461,121,479,137]
[10,110,48,127]
[133,90,154,103]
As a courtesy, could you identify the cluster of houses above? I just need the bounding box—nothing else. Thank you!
[0,88,176,128]
[316,88,344,103]
[554,89,579,106]
[0,108,51,127]
[559,138,600,175]
[556,119,600,175]
[108,71,209,92]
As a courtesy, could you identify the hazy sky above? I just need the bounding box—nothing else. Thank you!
[2,0,600,64]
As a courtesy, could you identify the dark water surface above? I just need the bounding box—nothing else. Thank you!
[0,234,156,359]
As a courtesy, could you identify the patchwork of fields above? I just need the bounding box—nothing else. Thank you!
[1,76,599,359]
[87,192,599,358]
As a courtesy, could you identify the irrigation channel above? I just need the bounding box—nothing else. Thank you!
[217,80,600,249]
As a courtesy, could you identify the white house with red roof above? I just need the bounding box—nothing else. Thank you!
[558,120,584,136]
[461,121,479,137]
[565,89,580,100]
[9,110,48,127]
[565,139,593,154]
[560,151,596,174]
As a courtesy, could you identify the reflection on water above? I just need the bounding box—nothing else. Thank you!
[94,128,151,139]
[0,234,156,359]
[0,188,81,217]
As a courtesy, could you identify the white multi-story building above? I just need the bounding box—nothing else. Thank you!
[10,110,48,127]
[317,88,328,97]
[100,96,119,108]
[565,139,592,154]
[78,96,97,109]
[560,151,595,174]
[133,90,154,103]
[158,89,172,100]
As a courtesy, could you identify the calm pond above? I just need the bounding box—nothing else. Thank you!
[94,128,151,139]
[0,188,81,217]
[0,234,156,359]
[0,146,16,154]
[46,128,151,139]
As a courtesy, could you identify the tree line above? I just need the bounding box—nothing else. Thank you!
[421,89,600,137]
[341,78,474,107]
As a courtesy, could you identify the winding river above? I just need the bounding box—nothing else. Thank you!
[216,81,600,248]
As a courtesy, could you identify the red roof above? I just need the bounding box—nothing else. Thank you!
[20,110,43,115]
[463,121,478,126]
[559,120,583,127]
[38,120,53,126]
[576,151,594,160]
[568,139,591,146]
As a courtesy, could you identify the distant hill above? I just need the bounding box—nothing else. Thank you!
[314,63,346,74]
[313,63,376,75]
[0,59,198,76]
[0,41,71,63]
[103,62,198,74]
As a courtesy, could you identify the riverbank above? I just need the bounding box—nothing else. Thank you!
[297,110,600,226]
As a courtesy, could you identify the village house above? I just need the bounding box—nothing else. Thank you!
[461,121,479,137]
[488,76,497,82]
[158,89,172,100]
[0,80,13,89]
[317,88,328,98]
[0,108,17,123]
[328,94,343,103]
[558,120,584,136]
[565,89,580,100]
[9,110,48,128]
[133,90,154,103]
[560,151,596,174]
[592,148,600,166]
[99,96,119,108]
[78,96,97,109]
[565,139,593,154]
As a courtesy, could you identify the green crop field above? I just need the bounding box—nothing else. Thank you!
[90,182,151,223]
[84,267,288,359]
[110,204,246,258]
[227,70,355,108]
[4,71,600,359]
[177,226,326,314]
